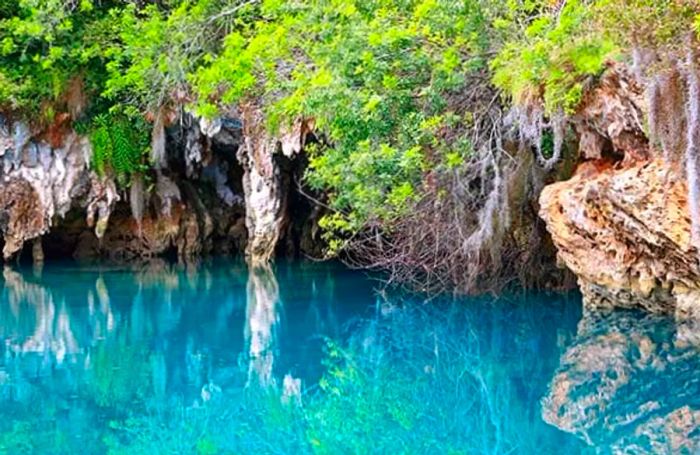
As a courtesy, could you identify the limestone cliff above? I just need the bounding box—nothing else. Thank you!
[541,160,700,315]
[0,112,319,264]
[237,105,312,263]
[0,123,120,261]
[539,66,700,315]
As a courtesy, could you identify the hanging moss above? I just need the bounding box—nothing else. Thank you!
[685,45,700,250]
[129,173,146,228]
[656,66,688,164]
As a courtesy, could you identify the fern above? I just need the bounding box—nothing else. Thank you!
[90,114,113,177]
[111,119,139,176]
[88,112,149,186]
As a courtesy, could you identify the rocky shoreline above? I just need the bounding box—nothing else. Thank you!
[4,65,700,316]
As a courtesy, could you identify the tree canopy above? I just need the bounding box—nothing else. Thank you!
[3,0,700,289]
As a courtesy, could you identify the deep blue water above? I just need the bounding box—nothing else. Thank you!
[0,260,696,454]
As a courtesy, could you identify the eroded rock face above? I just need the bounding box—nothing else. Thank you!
[539,65,700,314]
[542,310,700,453]
[43,175,247,261]
[0,121,118,260]
[0,179,45,258]
[571,65,649,163]
[1,111,319,264]
[237,105,310,263]
[0,115,250,262]
[540,159,700,315]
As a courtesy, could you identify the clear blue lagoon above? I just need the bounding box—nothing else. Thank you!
[0,260,695,454]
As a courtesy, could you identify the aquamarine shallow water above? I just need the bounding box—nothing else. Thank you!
[0,260,695,454]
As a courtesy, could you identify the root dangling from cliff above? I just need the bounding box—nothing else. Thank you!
[545,109,566,171]
[508,103,565,171]
[151,109,167,169]
[638,44,700,253]
[129,173,145,232]
[646,75,661,150]
[342,78,570,295]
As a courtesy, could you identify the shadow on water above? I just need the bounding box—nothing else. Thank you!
[0,259,661,454]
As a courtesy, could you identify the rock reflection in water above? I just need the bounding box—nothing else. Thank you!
[542,309,700,453]
[0,260,359,410]
[0,262,589,453]
[2,267,82,366]
[244,264,280,387]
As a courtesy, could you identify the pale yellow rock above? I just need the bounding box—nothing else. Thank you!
[540,159,700,316]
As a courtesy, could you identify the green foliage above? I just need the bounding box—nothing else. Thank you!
[86,335,153,409]
[303,339,424,453]
[0,421,70,454]
[596,0,698,52]
[0,0,152,188]
[4,0,700,258]
[0,0,112,115]
[492,1,700,114]
[0,1,250,115]
[492,0,618,114]
[103,0,255,113]
[193,0,501,250]
[89,111,149,184]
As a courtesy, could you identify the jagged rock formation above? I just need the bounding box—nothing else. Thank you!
[542,309,700,453]
[0,121,119,261]
[539,66,700,315]
[0,112,318,264]
[541,160,700,315]
[237,105,310,263]
[0,117,230,261]
[570,65,649,163]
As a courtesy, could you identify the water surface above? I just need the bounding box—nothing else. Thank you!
[0,260,694,453]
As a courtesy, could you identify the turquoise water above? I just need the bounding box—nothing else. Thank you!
[0,260,694,454]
